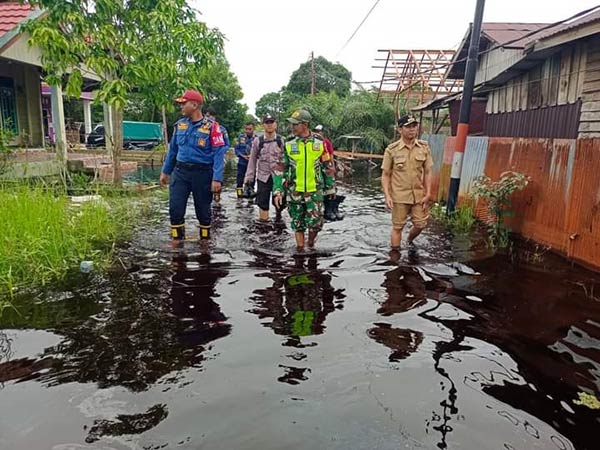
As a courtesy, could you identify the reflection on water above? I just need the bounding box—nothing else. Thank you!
[1,161,600,450]
[249,255,346,384]
[169,253,231,352]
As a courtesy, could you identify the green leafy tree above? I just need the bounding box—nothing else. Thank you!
[197,58,247,136]
[286,56,351,97]
[256,91,285,122]
[286,91,395,153]
[124,58,247,138]
[25,0,224,184]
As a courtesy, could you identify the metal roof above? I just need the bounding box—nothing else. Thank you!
[515,7,600,46]
[0,2,35,36]
[479,23,549,47]
[448,22,549,79]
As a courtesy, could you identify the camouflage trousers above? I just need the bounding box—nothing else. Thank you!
[288,191,324,232]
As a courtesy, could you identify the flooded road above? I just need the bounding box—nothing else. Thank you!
[1,162,600,450]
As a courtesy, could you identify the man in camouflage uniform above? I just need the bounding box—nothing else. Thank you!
[273,109,335,252]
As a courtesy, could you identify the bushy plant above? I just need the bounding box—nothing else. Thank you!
[0,185,160,297]
[0,127,15,177]
[472,171,530,249]
[430,201,476,234]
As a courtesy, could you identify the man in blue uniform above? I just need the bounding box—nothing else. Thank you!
[204,106,230,149]
[159,89,228,242]
[234,121,257,198]
[204,106,230,205]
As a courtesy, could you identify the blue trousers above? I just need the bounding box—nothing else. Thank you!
[236,161,248,188]
[169,163,213,227]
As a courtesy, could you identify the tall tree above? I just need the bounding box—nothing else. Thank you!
[287,91,396,153]
[255,90,284,123]
[25,0,224,184]
[197,57,247,136]
[286,56,351,98]
[124,57,247,138]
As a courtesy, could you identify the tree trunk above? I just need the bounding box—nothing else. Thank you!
[111,106,123,185]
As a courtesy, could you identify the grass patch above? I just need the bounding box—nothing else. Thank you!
[430,201,476,234]
[0,184,159,298]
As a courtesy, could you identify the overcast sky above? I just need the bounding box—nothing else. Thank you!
[193,0,600,114]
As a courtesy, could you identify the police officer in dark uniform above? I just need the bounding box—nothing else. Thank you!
[160,89,228,242]
[234,121,257,198]
[204,106,230,205]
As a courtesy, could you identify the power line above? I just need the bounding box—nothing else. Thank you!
[335,0,381,59]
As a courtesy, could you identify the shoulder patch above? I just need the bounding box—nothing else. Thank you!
[177,122,188,131]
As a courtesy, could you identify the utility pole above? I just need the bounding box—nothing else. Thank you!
[447,0,485,213]
[310,51,316,95]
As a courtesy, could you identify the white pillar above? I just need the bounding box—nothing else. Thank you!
[50,84,67,161]
[83,98,92,137]
[103,102,114,154]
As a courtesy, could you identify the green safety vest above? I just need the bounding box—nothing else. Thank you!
[285,139,324,192]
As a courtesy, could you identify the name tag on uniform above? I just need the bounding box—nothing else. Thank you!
[198,137,206,147]
[290,144,299,154]
[177,123,188,130]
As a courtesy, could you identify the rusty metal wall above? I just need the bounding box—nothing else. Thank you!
[485,138,575,251]
[564,139,600,267]
[485,101,582,139]
[425,134,600,269]
[483,137,600,268]
[423,133,446,201]
[458,136,488,201]
[438,137,456,202]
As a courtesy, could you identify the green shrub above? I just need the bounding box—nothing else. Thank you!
[0,185,157,297]
[472,171,529,249]
[430,201,476,234]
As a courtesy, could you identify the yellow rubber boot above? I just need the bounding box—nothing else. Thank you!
[171,224,185,240]
[199,225,211,240]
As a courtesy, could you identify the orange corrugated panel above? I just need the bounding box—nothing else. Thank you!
[565,139,600,268]
[443,137,456,165]
[483,138,575,253]
[438,165,451,202]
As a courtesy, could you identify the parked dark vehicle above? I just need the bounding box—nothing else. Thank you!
[86,121,163,150]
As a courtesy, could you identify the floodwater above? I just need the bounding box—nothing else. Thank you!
[1,162,600,450]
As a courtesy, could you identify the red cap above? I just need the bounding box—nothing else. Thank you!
[175,89,204,104]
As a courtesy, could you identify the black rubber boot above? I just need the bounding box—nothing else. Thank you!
[243,183,256,199]
[333,195,345,221]
[323,197,337,222]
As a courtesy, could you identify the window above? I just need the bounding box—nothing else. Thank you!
[0,77,18,134]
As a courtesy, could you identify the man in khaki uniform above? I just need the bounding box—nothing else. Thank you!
[381,115,433,250]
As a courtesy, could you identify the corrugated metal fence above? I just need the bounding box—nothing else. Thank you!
[424,135,600,269]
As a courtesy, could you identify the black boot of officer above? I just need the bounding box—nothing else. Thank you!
[333,195,345,221]
[323,196,337,222]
